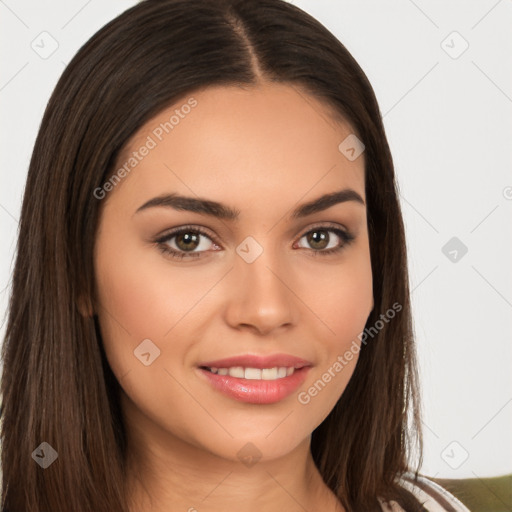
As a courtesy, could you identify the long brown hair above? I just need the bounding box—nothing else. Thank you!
[0,0,424,510]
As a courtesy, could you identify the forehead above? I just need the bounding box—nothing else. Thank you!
[110,83,365,211]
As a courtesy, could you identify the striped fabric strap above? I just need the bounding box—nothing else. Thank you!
[399,473,471,512]
[379,473,471,511]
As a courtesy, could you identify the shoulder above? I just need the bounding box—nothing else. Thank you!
[378,472,471,512]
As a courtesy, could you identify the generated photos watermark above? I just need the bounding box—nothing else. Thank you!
[297,301,402,405]
[93,97,197,200]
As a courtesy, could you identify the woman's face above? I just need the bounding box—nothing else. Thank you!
[93,83,373,463]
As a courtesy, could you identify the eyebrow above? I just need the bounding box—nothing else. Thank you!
[134,188,365,220]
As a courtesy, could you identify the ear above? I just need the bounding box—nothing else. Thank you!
[77,294,94,317]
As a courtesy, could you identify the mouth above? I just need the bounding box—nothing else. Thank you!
[196,354,312,404]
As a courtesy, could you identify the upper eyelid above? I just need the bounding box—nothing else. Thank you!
[155,224,219,245]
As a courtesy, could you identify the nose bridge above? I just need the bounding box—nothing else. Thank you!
[239,251,284,295]
[225,235,297,333]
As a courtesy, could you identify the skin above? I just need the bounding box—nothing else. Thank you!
[93,82,373,512]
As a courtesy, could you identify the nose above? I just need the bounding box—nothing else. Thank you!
[223,248,298,336]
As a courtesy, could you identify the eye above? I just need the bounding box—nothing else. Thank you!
[294,225,355,256]
[155,225,220,260]
[154,223,355,261]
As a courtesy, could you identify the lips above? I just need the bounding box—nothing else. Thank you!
[196,353,313,404]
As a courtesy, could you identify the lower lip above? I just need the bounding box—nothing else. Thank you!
[198,367,311,404]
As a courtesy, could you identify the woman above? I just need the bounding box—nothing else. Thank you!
[0,0,471,510]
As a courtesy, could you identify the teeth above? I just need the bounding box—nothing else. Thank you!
[229,366,245,378]
[207,366,296,380]
[262,368,278,380]
[244,368,261,380]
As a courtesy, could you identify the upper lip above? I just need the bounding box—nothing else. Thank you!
[198,353,313,369]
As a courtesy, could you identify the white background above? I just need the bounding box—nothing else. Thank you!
[1,0,511,480]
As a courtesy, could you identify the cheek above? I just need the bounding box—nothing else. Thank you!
[94,230,213,342]
[93,228,174,377]
[295,243,372,413]
[93,228,226,386]
[306,246,373,348]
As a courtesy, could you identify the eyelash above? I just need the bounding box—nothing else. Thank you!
[154,223,355,260]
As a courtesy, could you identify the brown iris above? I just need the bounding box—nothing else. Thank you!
[306,230,329,250]
[175,232,200,251]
